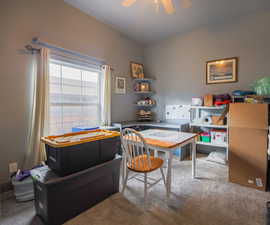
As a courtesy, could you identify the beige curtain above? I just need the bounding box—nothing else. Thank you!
[23,48,50,170]
[101,65,112,126]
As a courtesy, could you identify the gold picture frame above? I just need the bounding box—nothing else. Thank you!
[206,57,238,84]
[130,62,144,79]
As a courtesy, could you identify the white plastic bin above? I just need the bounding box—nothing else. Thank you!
[12,176,34,202]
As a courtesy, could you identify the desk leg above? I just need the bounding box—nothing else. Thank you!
[191,139,196,179]
[122,154,126,187]
[166,152,173,197]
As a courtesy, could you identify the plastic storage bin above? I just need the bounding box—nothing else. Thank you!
[12,176,34,202]
[200,132,211,143]
[72,126,99,132]
[210,129,227,145]
[31,157,121,225]
[41,129,120,176]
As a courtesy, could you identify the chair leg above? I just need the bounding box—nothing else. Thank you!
[144,173,148,208]
[122,169,129,193]
[160,167,166,187]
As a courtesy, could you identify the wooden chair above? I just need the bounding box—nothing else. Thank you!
[121,128,167,206]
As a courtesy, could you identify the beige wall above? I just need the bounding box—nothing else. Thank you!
[144,10,270,120]
[0,0,143,183]
[1,1,270,184]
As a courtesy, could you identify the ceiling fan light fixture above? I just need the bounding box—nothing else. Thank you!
[121,0,192,14]
[181,0,192,9]
[122,0,137,7]
[161,0,175,14]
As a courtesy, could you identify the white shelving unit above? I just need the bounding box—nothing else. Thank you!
[190,105,229,159]
[133,78,155,82]
[135,104,156,107]
[190,123,227,129]
[196,141,228,148]
[190,106,226,110]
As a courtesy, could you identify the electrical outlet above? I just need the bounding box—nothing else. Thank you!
[9,162,18,173]
[256,178,263,187]
[248,179,254,184]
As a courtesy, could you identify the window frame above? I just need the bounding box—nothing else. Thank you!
[49,58,102,135]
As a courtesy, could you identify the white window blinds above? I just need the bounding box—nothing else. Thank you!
[49,59,101,135]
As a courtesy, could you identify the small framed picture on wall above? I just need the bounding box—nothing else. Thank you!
[206,57,238,84]
[115,77,126,94]
[130,62,145,79]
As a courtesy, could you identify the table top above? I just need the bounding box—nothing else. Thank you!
[113,121,189,129]
[139,129,197,149]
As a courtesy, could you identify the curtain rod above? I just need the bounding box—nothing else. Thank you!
[31,37,110,68]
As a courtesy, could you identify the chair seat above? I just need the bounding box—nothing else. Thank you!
[127,154,164,173]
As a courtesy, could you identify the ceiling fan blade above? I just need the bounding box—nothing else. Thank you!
[161,0,175,14]
[181,0,192,9]
[121,0,137,7]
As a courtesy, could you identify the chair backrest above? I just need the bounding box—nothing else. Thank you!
[121,128,152,169]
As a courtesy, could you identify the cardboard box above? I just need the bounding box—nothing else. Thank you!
[211,115,225,125]
[229,103,268,130]
[229,103,268,191]
[204,94,214,106]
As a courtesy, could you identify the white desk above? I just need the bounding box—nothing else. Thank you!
[123,129,197,197]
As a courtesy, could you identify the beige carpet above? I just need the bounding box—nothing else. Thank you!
[65,158,270,225]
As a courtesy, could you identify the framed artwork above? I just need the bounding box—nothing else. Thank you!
[115,77,126,94]
[206,57,238,84]
[130,62,144,79]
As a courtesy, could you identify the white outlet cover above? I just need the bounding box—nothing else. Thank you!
[248,179,254,184]
[9,162,18,173]
[256,178,263,187]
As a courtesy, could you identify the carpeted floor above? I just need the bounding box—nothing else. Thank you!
[1,157,270,225]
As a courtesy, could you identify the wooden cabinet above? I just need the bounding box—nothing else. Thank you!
[229,103,268,191]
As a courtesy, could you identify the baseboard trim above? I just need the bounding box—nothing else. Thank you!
[0,181,12,194]
[0,182,13,201]
[0,190,13,201]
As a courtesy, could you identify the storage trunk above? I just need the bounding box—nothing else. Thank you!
[229,103,268,191]
[41,130,121,176]
[31,157,121,225]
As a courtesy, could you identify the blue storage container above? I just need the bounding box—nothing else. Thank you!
[72,126,99,132]
[173,146,190,160]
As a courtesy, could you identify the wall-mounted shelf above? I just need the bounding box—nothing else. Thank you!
[134,91,154,94]
[133,78,154,82]
[135,104,156,107]
[133,77,156,122]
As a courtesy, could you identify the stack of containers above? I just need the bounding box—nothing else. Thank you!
[12,176,34,202]
[31,129,121,225]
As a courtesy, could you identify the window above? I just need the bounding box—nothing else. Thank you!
[49,59,101,135]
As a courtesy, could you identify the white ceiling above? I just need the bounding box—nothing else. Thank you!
[65,0,270,44]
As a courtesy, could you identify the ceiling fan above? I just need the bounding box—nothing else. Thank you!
[121,0,192,14]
